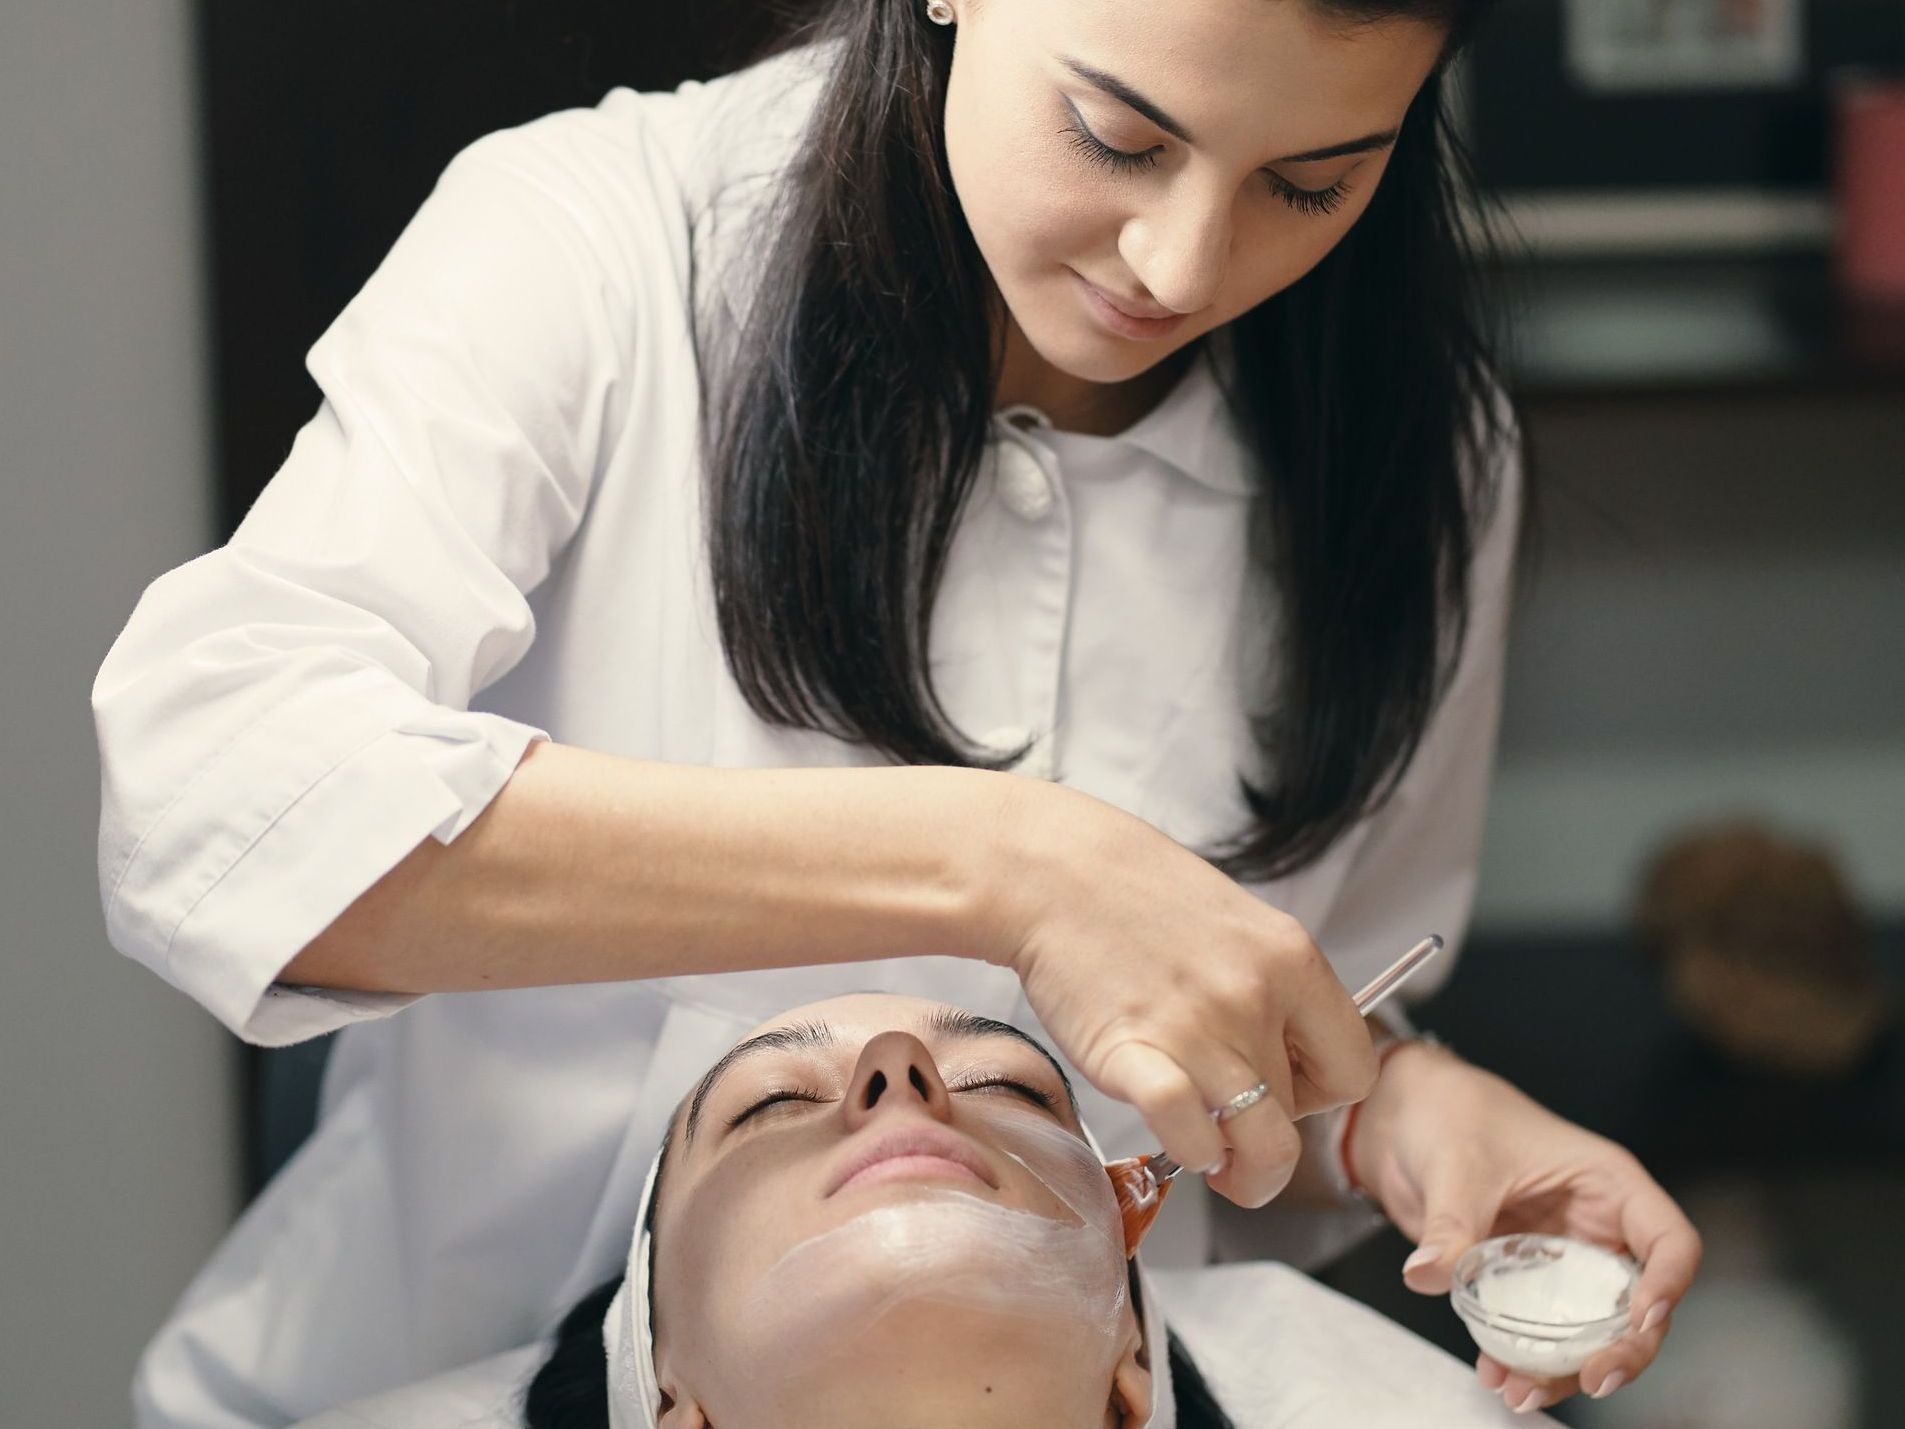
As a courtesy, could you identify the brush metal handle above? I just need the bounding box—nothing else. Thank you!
[1351,934,1443,1019]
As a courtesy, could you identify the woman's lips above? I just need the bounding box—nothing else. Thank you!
[827,1126,998,1197]
[835,1155,990,1194]
[1070,269,1187,341]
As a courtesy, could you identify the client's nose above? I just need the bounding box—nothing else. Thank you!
[842,1031,955,1129]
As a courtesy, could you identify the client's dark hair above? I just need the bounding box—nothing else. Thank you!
[522,1273,1237,1428]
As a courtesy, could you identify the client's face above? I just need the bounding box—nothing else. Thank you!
[649,994,1154,1428]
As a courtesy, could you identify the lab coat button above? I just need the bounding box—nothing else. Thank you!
[982,726,1055,779]
[982,724,1032,753]
[994,447,1056,521]
[997,402,1054,432]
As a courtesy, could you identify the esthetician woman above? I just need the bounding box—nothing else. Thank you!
[94,0,1699,1424]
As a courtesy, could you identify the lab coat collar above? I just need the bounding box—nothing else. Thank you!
[995,337,1259,499]
[1116,338,1257,497]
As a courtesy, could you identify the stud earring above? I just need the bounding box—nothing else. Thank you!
[926,1,955,24]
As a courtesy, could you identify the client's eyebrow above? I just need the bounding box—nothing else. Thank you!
[923,1006,1078,1114]
[683,1010,1078,1144]
[685,1020,836,1146]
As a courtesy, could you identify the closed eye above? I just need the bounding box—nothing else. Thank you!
[1063,99,1354,217]
[943,1073,1061,1113]
[1062,119,1162,174]
[1262,169,1353,216]
[726,1075,1059,1131]
[726,1087,827,1130]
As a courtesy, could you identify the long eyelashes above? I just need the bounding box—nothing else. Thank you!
[1062,123,1161,175]
[1262,169,1352,216]
[726,1088,828,1130]
[944,1073,1060,1112]
[1059,121,1353,217]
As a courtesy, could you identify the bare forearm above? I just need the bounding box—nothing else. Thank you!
[283,741,1012,994]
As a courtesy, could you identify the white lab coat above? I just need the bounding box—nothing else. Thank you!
[93,41,1523,1429]
[288,1265,1553,1429]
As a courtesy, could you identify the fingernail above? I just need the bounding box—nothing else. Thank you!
[1514,1388,1546,1415]
[1402,1244,1443,1274]
[1641,1301,1669,1334]
[1591,1371,1627,1400]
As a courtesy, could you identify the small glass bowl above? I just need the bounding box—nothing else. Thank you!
[1450,1234,1639,1378]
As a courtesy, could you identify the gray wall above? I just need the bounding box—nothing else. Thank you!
[1476,393,1905,931]
[1,3,239,1424]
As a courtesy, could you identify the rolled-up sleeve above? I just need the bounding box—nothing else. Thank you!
[93,103,687,1045]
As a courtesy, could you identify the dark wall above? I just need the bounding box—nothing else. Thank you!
[1466,0,1904,192]
[195,1,816,537]
[198,1,1902,535]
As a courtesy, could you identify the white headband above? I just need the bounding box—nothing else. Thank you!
[603,1115,1177,1429]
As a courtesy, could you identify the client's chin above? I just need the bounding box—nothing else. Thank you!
[712,1191,1131,1428]
[742,1300,1114,1429]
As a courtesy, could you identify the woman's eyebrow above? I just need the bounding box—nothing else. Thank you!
[1277,128,1400,163]
[685,1020,836,1144]
[1058,56,1399,165]
[1062,57,1194,143]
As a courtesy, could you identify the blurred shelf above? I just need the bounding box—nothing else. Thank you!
[1490,252,1905,402]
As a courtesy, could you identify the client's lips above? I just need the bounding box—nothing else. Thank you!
[826,1125,999,1198]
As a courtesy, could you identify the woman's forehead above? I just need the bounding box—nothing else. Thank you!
[1006,0,1446,157]
[735,992,958,1042]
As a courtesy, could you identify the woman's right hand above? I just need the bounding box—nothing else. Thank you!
[974,777,1379,1209]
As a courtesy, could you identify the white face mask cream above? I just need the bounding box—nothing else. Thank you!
[736,1103,1129,1365]
[742,1188,1127,1353]
[1451,1234,1640,1378]
[606,1091,1178,1429]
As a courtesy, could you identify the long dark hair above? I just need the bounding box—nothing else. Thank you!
[703,0,1512,881]
[522,1273,1237,1429]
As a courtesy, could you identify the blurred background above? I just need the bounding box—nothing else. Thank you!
[3,1,1900,1424]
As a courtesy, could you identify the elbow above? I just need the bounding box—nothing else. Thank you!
[278,929,361,992]
[278,837,438,996]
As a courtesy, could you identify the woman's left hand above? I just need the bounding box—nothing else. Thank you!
[1348,1040,1703,1416]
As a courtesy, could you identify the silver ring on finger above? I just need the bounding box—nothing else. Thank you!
[1210,1080,1270,1122]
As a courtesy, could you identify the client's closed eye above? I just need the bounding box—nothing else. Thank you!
[944,1073,1060,1114]
[726,1087,828,1131]
[725,1075,1057,1132]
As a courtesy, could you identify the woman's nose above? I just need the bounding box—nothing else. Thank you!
[842,1031,955,1129]
[1120,190,1230,315]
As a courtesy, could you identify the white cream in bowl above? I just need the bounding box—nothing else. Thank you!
[1450,1234,1639,1378]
